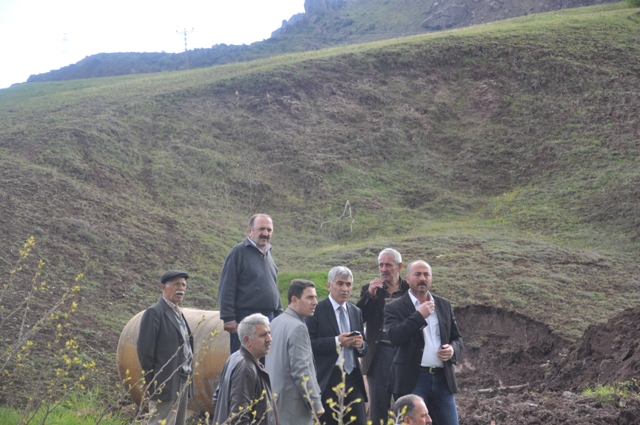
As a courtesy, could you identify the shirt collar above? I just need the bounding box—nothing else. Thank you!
[328,294,345,311]
[162,296,181,315]
[408,290,432,308]
[245,236,272,252]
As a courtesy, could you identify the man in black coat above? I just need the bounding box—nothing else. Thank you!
[385,261,463,425]
[306,266,368,425]
[356,248,410,425]
[137,270,194,425]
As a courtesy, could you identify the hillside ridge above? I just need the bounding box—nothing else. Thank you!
[24,0,617,83]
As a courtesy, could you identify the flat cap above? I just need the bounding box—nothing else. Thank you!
[160,270,189,284]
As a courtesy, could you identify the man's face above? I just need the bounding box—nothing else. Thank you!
[327,275,352,305]
[248,215,273,249]
[162,277,187,305]
[406,261,432,298]
[406,400,432,425]
[246,323,272,360]
[379,254,402,285]
[292,287,318,318]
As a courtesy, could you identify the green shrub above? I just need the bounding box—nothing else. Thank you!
[277,270,329,307]
[629,0,640,7]
[582,381,640,406]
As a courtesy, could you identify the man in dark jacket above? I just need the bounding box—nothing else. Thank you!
[356,248,409,425]
[213,313,279,425]
[306,266,368,425]
[218,214,283,354]
[137,270,194,425]
[385,261,463,425]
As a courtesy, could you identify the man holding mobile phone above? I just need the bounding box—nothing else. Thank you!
[306,266,368,425]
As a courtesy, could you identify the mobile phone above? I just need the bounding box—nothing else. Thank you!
[348,331,361,337]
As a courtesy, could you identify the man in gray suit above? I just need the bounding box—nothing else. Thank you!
[137,270,194,425]
[265,279,324,425]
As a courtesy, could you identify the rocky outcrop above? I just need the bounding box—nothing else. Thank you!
[304,0,346,16]
[422,0,619,31]
[271,13,305,38]
[423,4,471,31]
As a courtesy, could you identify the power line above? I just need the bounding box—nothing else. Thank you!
[176,28,195,70]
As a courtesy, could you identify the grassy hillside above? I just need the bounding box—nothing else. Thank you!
[1,2,639,405]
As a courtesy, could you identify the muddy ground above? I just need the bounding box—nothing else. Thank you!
[453,304,640,424]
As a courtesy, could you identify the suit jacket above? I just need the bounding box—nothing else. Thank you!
[305,297,368,402]
[265,308,322,425]
[384,292,463,396]
[137,297,194,401]
[356,278,409,374]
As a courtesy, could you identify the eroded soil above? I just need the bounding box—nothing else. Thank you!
[454,305,640,424]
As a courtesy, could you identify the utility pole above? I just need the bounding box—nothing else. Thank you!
[61,33,68,55]
[176,28,194,70]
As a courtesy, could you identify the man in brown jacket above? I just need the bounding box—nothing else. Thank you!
[213,313,278,425]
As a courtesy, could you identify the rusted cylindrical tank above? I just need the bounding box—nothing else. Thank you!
[116,308,229,414]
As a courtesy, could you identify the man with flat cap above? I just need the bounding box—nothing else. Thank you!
[137,270,194,425]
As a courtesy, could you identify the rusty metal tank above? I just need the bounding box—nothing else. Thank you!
[116,308,229,414]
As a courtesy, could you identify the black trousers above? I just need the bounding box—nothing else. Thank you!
[320,366,367,425]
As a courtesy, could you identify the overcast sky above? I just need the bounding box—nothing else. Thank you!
[0,0,306,89]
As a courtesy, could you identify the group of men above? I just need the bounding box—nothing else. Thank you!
[137,213,464,425]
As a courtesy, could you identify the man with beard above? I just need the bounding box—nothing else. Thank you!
[218,214,283,354]
[212,313,279,425]
[385,261,463,425]
[137,270,193,425]
[356,248,409,425]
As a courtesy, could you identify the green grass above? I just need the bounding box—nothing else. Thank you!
[582,381,640,406]
[0,389,127,425]
[277,270,330,307]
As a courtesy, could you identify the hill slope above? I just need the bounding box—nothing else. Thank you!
[1,2,640,406]
[25,0,618,83]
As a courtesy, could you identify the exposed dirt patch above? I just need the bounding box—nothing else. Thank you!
[453,304,640,424]
[549,305,640,392]
[455,304,569,390]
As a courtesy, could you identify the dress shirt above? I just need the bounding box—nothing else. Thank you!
[328,295,351,367]
[408,291,443,368]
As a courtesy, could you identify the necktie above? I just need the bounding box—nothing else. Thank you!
[338,305,354,374]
